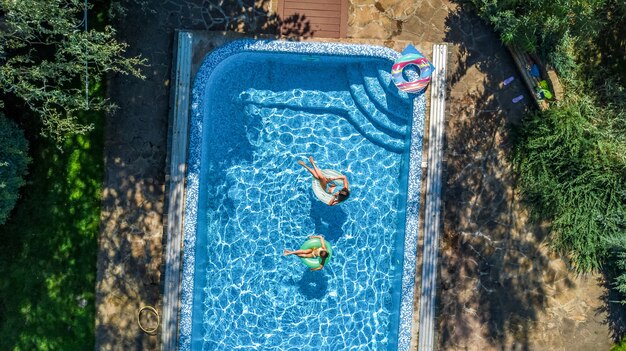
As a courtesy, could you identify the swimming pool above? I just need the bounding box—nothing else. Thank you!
[179,40,426,351]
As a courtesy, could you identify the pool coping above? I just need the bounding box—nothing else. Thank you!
[163,31,430,351]
[418,43,449,351]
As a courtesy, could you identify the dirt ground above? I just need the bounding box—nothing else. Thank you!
[435,4,617,350]
[94,0,620,350]
[351,0,622,349]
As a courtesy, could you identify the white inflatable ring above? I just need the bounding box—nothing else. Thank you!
[312,169,345,204]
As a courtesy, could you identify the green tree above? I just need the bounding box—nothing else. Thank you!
[607,236,626,303]
[0,112,30,225]
[0,0,145,145]
[469,0,606,52]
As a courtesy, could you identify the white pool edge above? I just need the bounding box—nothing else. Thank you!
[417,43,448,351]
[162,30,193,351]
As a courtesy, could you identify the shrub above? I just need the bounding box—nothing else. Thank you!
[611,334,626,350]
[0,112,30,225]
[513,96,626,272]
[468,0,626,304]
[467,0,606,55]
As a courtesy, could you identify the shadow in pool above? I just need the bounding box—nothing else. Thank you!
[309,197,347,242]
[297,270,328,300]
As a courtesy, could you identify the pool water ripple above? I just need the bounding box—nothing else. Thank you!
[199,99,404,349]
[184,46,422,351]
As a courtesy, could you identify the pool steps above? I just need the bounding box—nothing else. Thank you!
[377,66,411,100]
[238,64,416,155]
[245,103,404,154]
[239,90,405,154]
[360,66,412,124]
[346,65,408,139]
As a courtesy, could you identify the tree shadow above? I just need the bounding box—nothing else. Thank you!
[434,3,582,350]
[598,268,626,342]
[593,1,626,87]
[121,0,315,39]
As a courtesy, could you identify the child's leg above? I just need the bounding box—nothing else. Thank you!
[309,156,326,180]
[298,160,320,180]
[283,249,314,257]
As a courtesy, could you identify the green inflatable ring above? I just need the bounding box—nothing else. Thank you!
[299,238,332,269]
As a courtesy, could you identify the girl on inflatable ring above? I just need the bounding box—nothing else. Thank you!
[284,235,329,271]
[298,156,350,206]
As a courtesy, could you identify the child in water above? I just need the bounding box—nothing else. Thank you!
[298,156,350,206]
[284,235,329,271]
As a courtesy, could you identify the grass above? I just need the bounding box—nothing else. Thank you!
[0,0,116,348]
[0,95,104,350]
[613,336,626,351]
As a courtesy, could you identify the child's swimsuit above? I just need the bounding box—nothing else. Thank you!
[325,181,340,194]
[311,247,324,257]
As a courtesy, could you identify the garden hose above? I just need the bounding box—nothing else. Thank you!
[137,306,160,335]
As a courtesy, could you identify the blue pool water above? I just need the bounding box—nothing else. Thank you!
[181,41,425,351]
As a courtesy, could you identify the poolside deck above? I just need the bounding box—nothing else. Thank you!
[277,0,348,38]
[161,31,192,351]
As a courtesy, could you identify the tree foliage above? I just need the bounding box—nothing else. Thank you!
[607,236,626,303]
[467,0,626,305]
[0,112,30,225]
[0,0,145,145]
[466,0,626,81]
[469,0,605,50]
